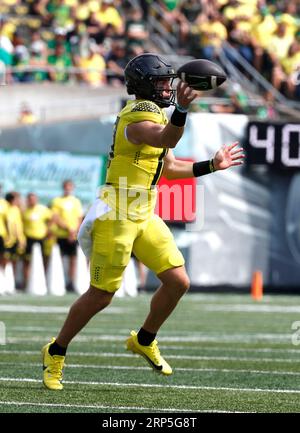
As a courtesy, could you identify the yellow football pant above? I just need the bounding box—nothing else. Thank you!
[90,213,184,292]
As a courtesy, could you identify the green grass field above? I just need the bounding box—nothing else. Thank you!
[1,292,300,413]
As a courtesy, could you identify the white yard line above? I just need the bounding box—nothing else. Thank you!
[6,326,297,339]
[3,303,300,314]
[4,329,300,354]
[5,333,294,344]
[0,400,244,413]
[0,349,298,363]
[0,361,299,376]
[1,377,300,394]
[0,305,125,314]
[8,327,131,335]
[203,305,300,313]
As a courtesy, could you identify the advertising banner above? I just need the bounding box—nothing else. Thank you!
[0,150,107,210]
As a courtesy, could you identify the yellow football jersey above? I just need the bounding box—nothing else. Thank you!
[0,198,8,239]
[51,196,83,238]
[101,99,169,221]
[5,204,25,247]
[23,204,52,240]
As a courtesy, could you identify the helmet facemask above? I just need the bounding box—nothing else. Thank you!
[147,76,177,108]
[125,54,177,108]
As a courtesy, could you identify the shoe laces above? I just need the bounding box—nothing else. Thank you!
[149,340,161,364]
[48,356,64,380]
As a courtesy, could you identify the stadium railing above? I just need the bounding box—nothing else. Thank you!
[219,41,300,111]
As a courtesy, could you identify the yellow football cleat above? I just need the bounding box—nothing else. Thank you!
[42,338,65,390]
[126,330,172,375]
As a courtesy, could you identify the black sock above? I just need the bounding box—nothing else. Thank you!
[48,341,67,357]
[137,328,156,346]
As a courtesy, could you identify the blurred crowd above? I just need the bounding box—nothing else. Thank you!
[0,180,83,291]
[156,0,300,100]
[0,0,149,87]
[0,0,299,98]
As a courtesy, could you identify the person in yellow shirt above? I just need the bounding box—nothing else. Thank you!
[22,193,53,288]
[51,180,83,292]
[251,12,277,50]
[267,22,294,64]
[18,103,38,125]
[4,192,26,274]
[41,53,245,390]
[71,0,100,22]
[77,43,106,87]
[223,0,257,21]
[250,11,277,72]
[278,3,298,39]
[96,0,124,35]
[0,196,8,270]
[196,12,228,60]
[272,41,300,99]
[72,0,91,22]
[253,21,294,80]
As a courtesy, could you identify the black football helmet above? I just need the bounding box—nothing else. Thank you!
[124,53,177,108]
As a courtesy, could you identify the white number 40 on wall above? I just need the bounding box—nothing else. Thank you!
[249,123,300,167]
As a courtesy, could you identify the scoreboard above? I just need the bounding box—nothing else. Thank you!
[245,121,300,169]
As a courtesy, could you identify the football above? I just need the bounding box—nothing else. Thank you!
[177,59,227,91]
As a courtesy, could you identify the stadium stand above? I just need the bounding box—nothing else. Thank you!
[0,0,299,120]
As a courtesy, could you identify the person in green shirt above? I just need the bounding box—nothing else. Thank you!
[47,29,71,54]
[161,0,179,11]
[47,0,72,29]
[48,43,72,82]
[29,48,49,82]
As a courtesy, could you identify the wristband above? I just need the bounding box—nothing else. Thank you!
[175,104,188,113]
[209,158,216,172]
[170,107,187,127]
[193,159,216,177]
